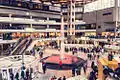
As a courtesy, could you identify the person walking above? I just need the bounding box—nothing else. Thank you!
[89,70,97,80]
[42,62,47,74]
[83,61,87,74]
[15,72,19,80]
[91,61,95,70]
[26,69,29,80]
[76,67,81,75]
[40,52,43,58]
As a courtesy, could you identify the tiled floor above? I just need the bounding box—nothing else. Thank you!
[33,48,91,80]
[33,48,119,80]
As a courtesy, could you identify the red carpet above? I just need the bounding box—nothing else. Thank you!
[45,54,78,65]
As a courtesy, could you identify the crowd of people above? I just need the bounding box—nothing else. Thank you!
[1,39,120,80]
[50,76,66,80]
[64,45,120,80]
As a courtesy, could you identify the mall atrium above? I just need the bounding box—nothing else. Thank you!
[0,0,120,80]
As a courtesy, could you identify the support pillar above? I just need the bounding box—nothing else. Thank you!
[115,0,119,40]
[9,14,12,27]
[1,44,3,56]
[47,17,49,28]
[67,0,76,43]
[60,13,65,60]
[57,40,60,47]
[30,15,33,28]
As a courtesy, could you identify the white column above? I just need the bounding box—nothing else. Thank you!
[60,13,65,60]
[67,1,76,43]
[47,17,49,28]
[30,15,33,28]
[9,14,12,27]
[115,0,119,39]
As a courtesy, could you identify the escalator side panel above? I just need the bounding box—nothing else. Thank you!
[11,38,28,55]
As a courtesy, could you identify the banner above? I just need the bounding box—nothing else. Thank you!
[84,0,115,13]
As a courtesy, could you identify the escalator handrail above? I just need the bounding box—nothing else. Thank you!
[20,39,32,55]
[13,38,22,49]
[11,38,27,55]
[15,39,28,55]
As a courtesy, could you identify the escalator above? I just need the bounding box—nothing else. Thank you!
[19,38,32,55]
[11,38,28,55]
[12,38,23,50]
[11,38,33,55]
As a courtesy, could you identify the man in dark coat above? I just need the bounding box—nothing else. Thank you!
[42,62,47,74]
[114,63,120,80]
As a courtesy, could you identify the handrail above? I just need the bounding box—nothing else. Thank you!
[20,39,32,55]
[11,39,27,55]
[13,38,22,49]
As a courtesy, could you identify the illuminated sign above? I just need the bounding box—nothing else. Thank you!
[84,0,115,13]
[49,6,61,12]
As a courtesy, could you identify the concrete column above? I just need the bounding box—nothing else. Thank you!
[47,17,49,28]
[30,15,33,28]
[57,40,60,47]
[60,13,65,60]
[115,0,119,39]
[1,44,3,56]
[9,14,12,27]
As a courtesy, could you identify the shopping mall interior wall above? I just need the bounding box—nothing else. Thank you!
[83,7,114,24]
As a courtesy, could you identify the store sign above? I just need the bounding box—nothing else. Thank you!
[104,45,120,50]
[49,6,61,12]
[84,0,115,13]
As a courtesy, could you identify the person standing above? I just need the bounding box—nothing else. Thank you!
[26,69,29,80]
[63,76,66,80]
[29,67,33,80]
[42,62,47,74]
[89,54,92,60]
[21,70,25,80]
[10,72,14,80]
[83,61,87,74]
[15,72,19,80]
[114,63,120,80]
[58,77,62,80]
[59,61,62,69]
[91,61,95,70]
[72,66,76,77]
[76,67,81,75]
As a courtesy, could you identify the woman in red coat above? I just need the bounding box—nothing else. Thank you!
[59,61,62,69]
